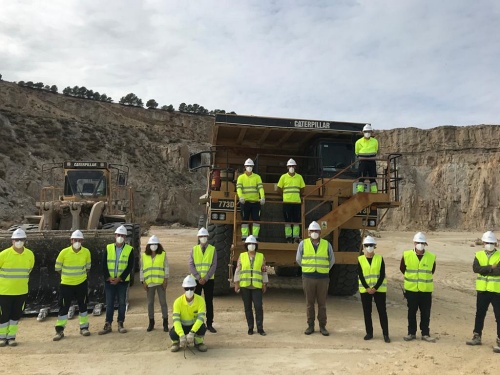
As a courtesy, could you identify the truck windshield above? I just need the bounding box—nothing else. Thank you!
[64,170,107,197]
[320,142,357,178]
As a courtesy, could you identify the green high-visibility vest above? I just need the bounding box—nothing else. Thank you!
[106,243,133,281]
[0,247,35,295]
[239,252,264,288]
[403,250,436,292]
[55,246,91,286]
[301,239,329,274]
[192,244,215,280]
[358,254,387,293]
[142,252,166,286]
[475,250,500,293]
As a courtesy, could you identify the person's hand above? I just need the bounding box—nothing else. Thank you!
[235,286,240,293]
[239,197,245,204]
[162,280,168,290]
[187,331,195,345]
[368,288,376,294]
[179,335,187,348]
[142,283,148,291]
[199,278,206,285]
[492,263,498,269]
[262,284,267,294]
[260,198,265,205]
[109,278,119,285]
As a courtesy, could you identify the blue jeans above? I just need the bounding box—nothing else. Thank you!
[105,282,128,323]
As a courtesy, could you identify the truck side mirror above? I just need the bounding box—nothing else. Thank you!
[189,151,212,171]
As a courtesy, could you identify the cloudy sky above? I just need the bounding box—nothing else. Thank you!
[1,0,499,129]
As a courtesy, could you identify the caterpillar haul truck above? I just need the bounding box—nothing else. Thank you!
[189,114,401,296]
[0,161,140,315]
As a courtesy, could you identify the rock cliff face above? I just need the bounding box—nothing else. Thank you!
[0,81,499,231]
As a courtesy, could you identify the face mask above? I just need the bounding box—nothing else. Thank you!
[485,244,496,251]
[150,244,158,252]
[14,241,24,248]
[199,237,208,245]
[364,132,371,139]
[245,166,253,173]
[288,167,295,174]
[247,244,256,252]
[310,232,319,240]
[185,290,194,299]
[416,243,425,251]
[73,242,82,250]
[365,246,375,253]
[116,236,125,244]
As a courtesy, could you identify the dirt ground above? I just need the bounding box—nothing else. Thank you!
[3,227,498,374]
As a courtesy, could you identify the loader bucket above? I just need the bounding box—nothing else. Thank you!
[0,230,116,315]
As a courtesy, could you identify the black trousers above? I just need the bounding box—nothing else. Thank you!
[0,294,27,324]
[283,204,301,224]
[57,281,88,332]
[240,287,263,330]
[406,291,432,336]
[241,201,261,221]
[360,292,389,336]
[359,160,377,184]
[195,279,214,327]
[473,291,500,337]
[169,323,207,341]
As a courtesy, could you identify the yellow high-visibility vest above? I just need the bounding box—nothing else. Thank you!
[0,247,35,295]
[55,246,91,286]
[277,173,305,203]
[106,243,133,281]
[142,252,166,286]
[475,250,500,293]
[172,294,206,337]
[192,244,215,280]
[301,239,329,274]
[358,254,387,293]
[239,252,264,288]
[355,137,378,157]
[236,173,264,202]
[403,250,435,292]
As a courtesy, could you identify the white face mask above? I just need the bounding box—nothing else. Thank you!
[288,167,295,174]
[485,244,496,252]
[416,243,425,251]
[116,236,125,244]
[310,232,320,240]
[245,166,253,173]
[14,241,24,249]
[72,242,82,250]
[199,237,208,245]
[185,290,194,299]
[365,246,375,253]
[247,244,256,252]
[364,132,371,139]
[150,244,158,252]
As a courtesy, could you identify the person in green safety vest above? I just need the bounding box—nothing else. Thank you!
[355,124,379,193]
[465,231,500,352]
[52,230,92,341]
[400,232,437,343]
[0,228,34,347]
[234,235,268,336]
[277,158,305,243]
[358,235,390,343]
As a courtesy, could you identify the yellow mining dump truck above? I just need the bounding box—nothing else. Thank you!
[189,114,402,296]
[0,161,140,314]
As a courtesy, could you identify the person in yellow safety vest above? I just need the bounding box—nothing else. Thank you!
[236,158,265,241]
[296,221,335,336]
[98,225,135,335]
[234,235,268,336]
[358,236,390,343]
[277,158,305,243]
[465,231,500,351]
[170,275,208,353]
[189,227,217,333]
[140,235,169,333]
[0,228,34,347]
[52,230,92,341]
[355,124,379,193]
[400,232,437,343]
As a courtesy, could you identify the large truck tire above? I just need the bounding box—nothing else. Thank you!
[208,223,232,296]
[328,229,361,296]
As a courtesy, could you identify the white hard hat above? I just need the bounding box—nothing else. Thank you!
[244,158,254,166]
[363,235,376,245]
[71,230,84,240]
[413,232,427,243]
[182,275,197,288]
[11,228,27,239]
[363,124,373,132]
[308,221,321,231]
[481,231,497,243]
[245,235,258,244]
[287,158,297,166]
[115,225,128,235]
[147,235,159,245]
[197,227,209,237]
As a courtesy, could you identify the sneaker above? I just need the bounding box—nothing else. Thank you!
[319,326,329,336]
[466,333,481,346]
[170,343,180,352]
[196,343,208,352]
[7,339,17,347]
[207,326,217,333]
[0,339,7,347]
[98,322,112,335]
[92,303,103,316]
[364,334,373,340]
[117,322,127,334]
[258,329,266,336]
[68,305,76,320]
[53,332,64,341]
[37,308,49,322]
[422,335,436,343]
[80,328,90,336]
[304,325,314,335]
[384,335,391,343]
[403,334,416,341]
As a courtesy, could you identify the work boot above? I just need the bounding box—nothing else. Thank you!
[196,343,208,352]
[304,325,314,335]
[286,237,293,243]
[163,318,168,332]
[403,334,416,341]
[466,332,482,346]
[98,322,112,335]
[319,326,329,336]
[7,339,17,347]
[0,339,7,347]
[80,328,90,336]
[170,343,180,352]
[147,318,155,332]
[258,329,266,336]
[421,335,436,343]
[118,322,127,334]
[364,333,373,340]
[384,335,391,343]
[248,329,254,335]
[494,338,500,353]
[53,331,64,341]
[207,325,217,333]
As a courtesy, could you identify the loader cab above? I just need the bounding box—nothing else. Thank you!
[62,161,110,200]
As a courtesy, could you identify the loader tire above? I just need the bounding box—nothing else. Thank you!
[208,223,232,296]
[328,229,361,296]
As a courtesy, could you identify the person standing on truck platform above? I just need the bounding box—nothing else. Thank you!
[140,235,169,333]
[52,230,91,341]
[189,228,217,333]
[234,235,268,336]
[400,232,437,343]
[0,228,34,347]
[296,221,335,336]
[98,225,134,335]
[358,236,390,343]
[355,124,379,193]
[277,158,305,243]
[236,158,265,241]
[465,231,500,352]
